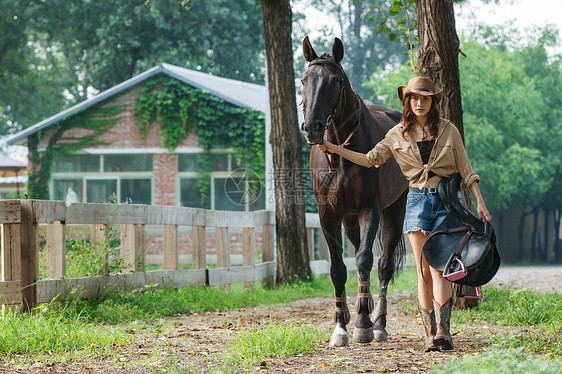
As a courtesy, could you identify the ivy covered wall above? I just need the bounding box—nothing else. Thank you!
[28,74,266,205]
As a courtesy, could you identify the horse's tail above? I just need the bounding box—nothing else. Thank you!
[392,235,407,279]
[375,215,407,283]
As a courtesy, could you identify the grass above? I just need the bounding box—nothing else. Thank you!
[429,285,562,372]
[222,321,330,368]
[6,262,562,372]
[431,347,562,374]
[0,305,130,356]
[454,287,562,326]
[41,266,418,325]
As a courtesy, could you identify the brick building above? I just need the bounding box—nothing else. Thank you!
[7,63,278,263]
[8,63,272,211]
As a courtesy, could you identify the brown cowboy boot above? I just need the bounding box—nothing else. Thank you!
[419,305,439,352]
[433,298,453,350]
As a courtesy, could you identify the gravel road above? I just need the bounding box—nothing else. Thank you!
[490,265,562,293]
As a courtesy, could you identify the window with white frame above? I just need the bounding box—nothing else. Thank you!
[51,154,153,204]
[177,152,264,211]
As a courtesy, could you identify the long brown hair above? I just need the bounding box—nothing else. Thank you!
[401,93,440,140]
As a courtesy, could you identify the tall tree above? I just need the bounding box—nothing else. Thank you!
[262,0,311,283]
[292,0,408,101]
[415,0,463,135]
[0,0,70,133]
[415,0,475,307]
[177,0,311,283]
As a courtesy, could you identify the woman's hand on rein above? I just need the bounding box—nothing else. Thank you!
[316,141,330,152]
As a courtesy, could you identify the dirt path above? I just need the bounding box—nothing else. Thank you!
[5,266,560,373]
[168,295,512,373]
[6,294,514,374]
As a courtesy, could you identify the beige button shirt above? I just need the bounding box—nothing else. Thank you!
[365,119,480,190]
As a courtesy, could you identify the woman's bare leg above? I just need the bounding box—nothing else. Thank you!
[407,231,433,310]
[429,266,452,304]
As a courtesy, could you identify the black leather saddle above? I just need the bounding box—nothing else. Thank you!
[422,174,500,288]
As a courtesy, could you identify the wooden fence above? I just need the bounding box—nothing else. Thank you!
[0,200,356,311]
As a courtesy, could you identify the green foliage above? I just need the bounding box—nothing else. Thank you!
[0,0,72,133]
[38,194,127,278]
[459,25,561,213]
[455,286,562,326]
[134,76,265,200]
[27,105,121,199]
[223,322,329,367]
[26,0,264,94]
[49,276,332,325]
[365,0,417,45]
[38,267,417,325]
[494,324,562,359]
[362,63,414,111]
[364,24,562,216]
[0,306,131,356]
[292,0,408,101]
[3,0,264,135]
[431,347,562,374]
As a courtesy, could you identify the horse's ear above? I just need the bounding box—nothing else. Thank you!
[303,36,318,62]
[333,38,344,64]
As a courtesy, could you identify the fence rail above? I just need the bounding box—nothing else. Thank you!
[0,200,356,311]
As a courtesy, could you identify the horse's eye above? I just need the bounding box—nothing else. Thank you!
[301,78,306,86]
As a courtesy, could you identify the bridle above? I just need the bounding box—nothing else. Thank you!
[302,58,362,171]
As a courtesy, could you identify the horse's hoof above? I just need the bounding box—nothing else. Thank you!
[352,326,374,343]
[329,326,349,347]
[373,328,388,342]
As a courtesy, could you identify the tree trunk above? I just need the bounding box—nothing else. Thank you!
[416,0,475,308]
[416,0,464,138]
[518,209,530,261]
[262,0,311,284]
[553,209,562,262]
[543,207,551,262]
[350,0,363,82]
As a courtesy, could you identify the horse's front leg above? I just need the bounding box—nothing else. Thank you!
[320,211,349,346]
[353,208,380,343]
[373,191,408,341]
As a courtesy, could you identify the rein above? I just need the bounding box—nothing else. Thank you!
[305,58,362,172]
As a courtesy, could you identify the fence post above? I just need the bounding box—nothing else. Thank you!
[91,224,108,275]
[317,230,329,260]
[306,228,315,261]
[192,225,206,270]
[262,224,274,287]
[1,221,22,313]
[163,224,178,270]
[216,227,230,291]
[20,200,38,311]
[121,224,145,273]
[242,227,255,289]
[346,236,355,258]
[46,220,66,279]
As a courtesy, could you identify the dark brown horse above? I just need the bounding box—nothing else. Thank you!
[301,36,409,346]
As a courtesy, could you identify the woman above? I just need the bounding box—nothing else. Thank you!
[317,76,491,351]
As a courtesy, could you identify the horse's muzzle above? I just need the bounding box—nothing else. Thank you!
[301,121,325,145]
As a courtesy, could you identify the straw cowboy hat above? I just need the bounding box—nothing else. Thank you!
[398,76,443,104]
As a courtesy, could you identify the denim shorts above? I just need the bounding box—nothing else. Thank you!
[403,188,447,234]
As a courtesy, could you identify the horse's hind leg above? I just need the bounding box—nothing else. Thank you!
[321,212,349,346]
[353,208,380,343]
[374,190,408,341]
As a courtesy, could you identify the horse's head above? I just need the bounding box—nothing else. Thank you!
[300,36,346,145]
